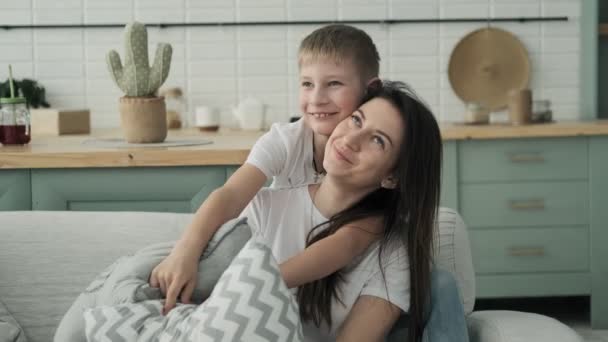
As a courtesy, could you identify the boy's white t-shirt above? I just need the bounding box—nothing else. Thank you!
[240,185,410,341]
[246,119,324,188]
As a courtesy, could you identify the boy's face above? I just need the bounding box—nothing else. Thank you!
[298,57,368,137]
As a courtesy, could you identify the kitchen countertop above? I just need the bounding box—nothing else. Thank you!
[1,120,608,169]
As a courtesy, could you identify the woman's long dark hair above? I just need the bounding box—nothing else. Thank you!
[296,81,442,342]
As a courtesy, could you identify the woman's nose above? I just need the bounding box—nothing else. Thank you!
[343,131,363,152]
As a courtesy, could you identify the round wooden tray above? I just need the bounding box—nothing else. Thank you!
[448,27,530,111]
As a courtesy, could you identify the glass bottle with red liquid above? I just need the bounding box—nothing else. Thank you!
[0,65,31,146]
[0,97,31,145]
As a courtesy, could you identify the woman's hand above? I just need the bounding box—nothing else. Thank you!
[149,250,199,315]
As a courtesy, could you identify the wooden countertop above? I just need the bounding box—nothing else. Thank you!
[0,129,263,169]
[1,120,608,169]
[441,120,608,140]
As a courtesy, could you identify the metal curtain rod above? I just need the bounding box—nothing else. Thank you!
[0,16,568,30]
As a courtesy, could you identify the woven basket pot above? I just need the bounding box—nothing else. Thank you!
[119,96,167,143]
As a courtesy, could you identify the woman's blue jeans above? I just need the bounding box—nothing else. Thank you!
[386,269,470,342]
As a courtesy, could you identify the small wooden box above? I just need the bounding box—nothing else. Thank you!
[31,108,91,135]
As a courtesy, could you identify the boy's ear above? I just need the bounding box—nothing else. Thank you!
[381,175,397,189]
[366,77,381,92]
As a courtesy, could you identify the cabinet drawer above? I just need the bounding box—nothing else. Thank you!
[471,227,589,274]
[459,138,588,182]
[461,181,588,228]
[32,166,226,212]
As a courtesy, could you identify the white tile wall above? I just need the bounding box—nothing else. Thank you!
[0,0,582,128]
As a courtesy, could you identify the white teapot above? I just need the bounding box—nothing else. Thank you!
[232,96,266,130]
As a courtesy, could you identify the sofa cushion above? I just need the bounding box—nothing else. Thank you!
[467,310,582,342]
[0,299,27,342]
[54,217,251,342]
[84,237,303,341]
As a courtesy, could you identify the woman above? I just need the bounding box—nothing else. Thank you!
[240,81,455,341]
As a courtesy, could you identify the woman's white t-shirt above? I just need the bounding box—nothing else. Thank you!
[246,119,324,188]
[240,185,410,341]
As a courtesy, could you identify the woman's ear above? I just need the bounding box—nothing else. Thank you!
[381,176,397,189]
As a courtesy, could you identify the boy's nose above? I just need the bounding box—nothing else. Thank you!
[310,87,329,105]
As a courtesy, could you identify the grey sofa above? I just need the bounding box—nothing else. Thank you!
[0,209,581,342]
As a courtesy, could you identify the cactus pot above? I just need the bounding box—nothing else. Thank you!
[119,96,167,143]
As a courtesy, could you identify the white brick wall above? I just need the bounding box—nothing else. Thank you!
[0,0,581,128]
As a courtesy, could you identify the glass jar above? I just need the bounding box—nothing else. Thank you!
[531,100,552,123]
[160,87,185,129]
[0,96,31,145]
[464,102,489,124]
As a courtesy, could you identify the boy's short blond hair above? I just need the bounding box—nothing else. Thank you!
[298,24,380,81]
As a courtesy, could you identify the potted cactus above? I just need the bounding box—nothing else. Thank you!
[107,21,172,143]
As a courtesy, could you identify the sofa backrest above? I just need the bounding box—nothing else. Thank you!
[0,210,193,342]
[0,208,475,342]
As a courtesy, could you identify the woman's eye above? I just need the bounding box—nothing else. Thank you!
[372,136,385,148]
[301,81,313,88]
[350,114,362,126]
[328,81,342,87]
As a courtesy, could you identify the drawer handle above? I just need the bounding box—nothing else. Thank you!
[507,152,545,163]
[508,199,545,210]
[507,246,545,257]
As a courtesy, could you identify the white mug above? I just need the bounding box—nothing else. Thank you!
[195,106,220,130]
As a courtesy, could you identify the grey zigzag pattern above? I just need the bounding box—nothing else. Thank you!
[194,240,303,341]
[235,246,293,340]
[86,300,199,342]
[85,239,303,342]
[87,308,108,339]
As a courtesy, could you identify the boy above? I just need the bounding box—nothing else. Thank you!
[150,24,381,314]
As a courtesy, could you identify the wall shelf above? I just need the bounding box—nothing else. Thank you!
[0,16,568,30]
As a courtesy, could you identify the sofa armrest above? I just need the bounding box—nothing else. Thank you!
[434,207,476,314]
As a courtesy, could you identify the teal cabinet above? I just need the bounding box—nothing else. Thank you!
[461,181,589,228]
[458,136,607,328]
[460,137,591,299]
[441,141,458,209]
[470,226,589,274]
[0,170,31,210]
[459,138,588,182]
[590,136,608,328]
[31,166,226,213]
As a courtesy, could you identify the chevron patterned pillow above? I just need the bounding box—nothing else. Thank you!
[84,237,304,341]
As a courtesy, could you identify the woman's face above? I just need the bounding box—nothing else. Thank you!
[323,97,405,189]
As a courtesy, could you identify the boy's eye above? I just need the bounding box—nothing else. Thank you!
[301,81,313,88]
[328,81,342,87]
[372,136,385,148]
